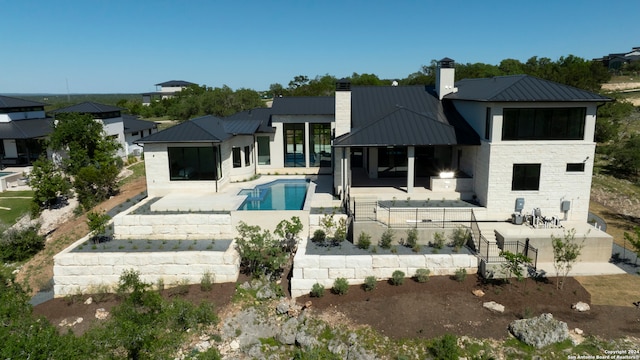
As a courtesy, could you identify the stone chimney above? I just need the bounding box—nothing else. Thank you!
[436,57,457,100]
[334,79,351,137]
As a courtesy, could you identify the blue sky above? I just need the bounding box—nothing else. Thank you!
[2,0,638,94]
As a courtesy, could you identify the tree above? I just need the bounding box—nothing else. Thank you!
[48,113,122,210]
[274,216,303,251]
[28,157,71,215]
[623,227,640,265]
[551,228,585,290]
[235,221,288,278]
[499,250,532,284]
[86,210,110,243]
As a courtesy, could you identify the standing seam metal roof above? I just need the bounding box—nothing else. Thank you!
[0,95,46,108]
[51,102,123,114]
[137,115,232,143]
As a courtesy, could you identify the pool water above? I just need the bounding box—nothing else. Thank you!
[238,179,309,210]
[0,172,14,177]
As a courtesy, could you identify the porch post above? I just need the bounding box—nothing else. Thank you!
[304,122,310,168]
[407,146,415,193]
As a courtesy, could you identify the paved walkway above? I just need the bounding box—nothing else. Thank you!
[536,262,627,277]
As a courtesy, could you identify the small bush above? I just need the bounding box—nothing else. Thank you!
[390,270,405,286]
[379,228,394,249]
[0,225,45,262]
[363,276,377,291]
[454,268,467,283]
[415,268,431,283]
[450,226,469,251]
[311,229,326,245]
[332,218,347,245]
[332,278,349,295]
[405,227,418,248]
[200,270,214,291]
[428,334,459,360]
[310,283,325,298]
[356,232,371,249]
[431,231,445,249]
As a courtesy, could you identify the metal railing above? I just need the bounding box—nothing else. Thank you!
[477,238,538,269]
[353,201,473,229]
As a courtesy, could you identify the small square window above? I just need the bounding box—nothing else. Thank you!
[566,163,585,172]
[512,164,541,191]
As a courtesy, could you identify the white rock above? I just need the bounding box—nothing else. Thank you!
[483,301,505,313]
[84,297,93,305]
[75,317,83,324]
[195,341,211,352]
[95,308,109,320]
[574,328,584,335]
[572,301,590,312]
[230,340,240,350]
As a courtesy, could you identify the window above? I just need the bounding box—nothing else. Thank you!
[131,131,139,136]
[244,145,251,166]
[502,108,586,140]
[168,146,220,181]
[284,123,305,167]
[512,164,541,191]
[566,163,585,172]
[257,136,270,165]
[310,123,331,167]
[485,107,491,140]
[232,147,241,168]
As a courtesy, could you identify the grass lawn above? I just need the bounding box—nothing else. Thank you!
[0,191,34,226]
[119,161,145,186]
[575,274,640,307]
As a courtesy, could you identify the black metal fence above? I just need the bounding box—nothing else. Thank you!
[477,238,538,268]
[353,201,473,229]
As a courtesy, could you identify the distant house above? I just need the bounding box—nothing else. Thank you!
[141,80,196,106]
[52,102,128,158]
[594,46,640,71]
[0,95,52,166]
[122,115,158,156]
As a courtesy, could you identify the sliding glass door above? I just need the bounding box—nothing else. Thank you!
[284,124,305,167]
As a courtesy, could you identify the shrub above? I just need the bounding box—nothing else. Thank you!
[428,334,459,360]
[356,232,371,249]
[311,229,326,245]
[363,276,377,291]
[379,228,394,249]
[391,270,405,286]
[332,278,349,295]
[200,270,214,291]
[332,218,347,245]
[450,226,469,251]
[405,227,418,248]
[310,283,325,298]
[454,268,467,283]
[0,225,45,262]
[87,210,111,243]
[431,231,445,249]
[235,221,288,279]
[415,268,431,283]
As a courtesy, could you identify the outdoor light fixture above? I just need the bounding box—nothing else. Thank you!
[439,171,454,179]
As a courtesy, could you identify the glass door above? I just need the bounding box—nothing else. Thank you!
[284,123,305,167]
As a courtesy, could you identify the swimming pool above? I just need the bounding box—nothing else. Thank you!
[237,179,309,210]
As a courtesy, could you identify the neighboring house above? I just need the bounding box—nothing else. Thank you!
[0,95,52,166]
[138,58,612,223]
[122,114,158,156]
[52,102,128,158]
[141,80,196,106]
[594,46,640,71]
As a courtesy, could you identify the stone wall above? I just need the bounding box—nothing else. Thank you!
[290,237,478,298]
[113,212,234,240]
[53,236,239,297]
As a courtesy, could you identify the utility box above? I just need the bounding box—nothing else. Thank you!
[512,213,524,225]
[561,200,571,212]
[515,198,525,212]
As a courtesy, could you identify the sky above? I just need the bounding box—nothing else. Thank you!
[1,0,638,94]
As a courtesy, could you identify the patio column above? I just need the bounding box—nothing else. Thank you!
[407,146,415,193]
[304,122,310,168]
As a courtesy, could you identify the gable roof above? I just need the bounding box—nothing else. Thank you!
[449,75,612,102]
[0,118,53,139]
[137,115,231,143]
[337,85,480,147]
[123,115,158,133]
[155,80,195,87]
[52,102,123,114]
[271,97,334,115]
[0,95,46,109]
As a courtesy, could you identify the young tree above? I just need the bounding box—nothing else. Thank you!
[28,157,71,215]
[551,228,585,290]
[499,250,532,285]
[86,210,110,243]
[48,113,122,210]
[274,216,303,251]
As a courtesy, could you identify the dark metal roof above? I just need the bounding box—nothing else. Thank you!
[271,96,334,115]
[52,102,123,114]
[0,118,54,139]
[123,115,158,133]
[137,115,231,143]
[223,119,262,135]
[0,95,46,109]
[155,80,195,87]
[225,107,275,133]
[449,75,613,102]
[337,85,480,147]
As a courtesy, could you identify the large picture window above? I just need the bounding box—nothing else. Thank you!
[502,108,586,140]
[168,146,220,181]
[512,164,541,191]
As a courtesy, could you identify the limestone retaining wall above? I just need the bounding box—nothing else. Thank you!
[290,237,478,298]
[113,210,233,240]
[53,236,240,297]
